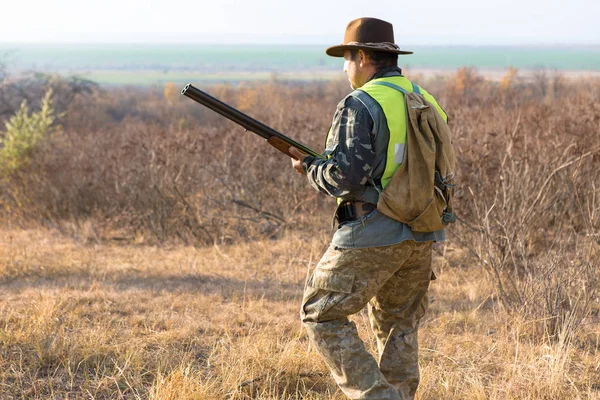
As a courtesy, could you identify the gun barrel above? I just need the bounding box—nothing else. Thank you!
[181,84,272,140]
[181,84,324,159]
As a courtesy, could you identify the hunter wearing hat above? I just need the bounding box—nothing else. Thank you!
[290,17,449,400]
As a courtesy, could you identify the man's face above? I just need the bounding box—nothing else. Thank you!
[343,50,360,90]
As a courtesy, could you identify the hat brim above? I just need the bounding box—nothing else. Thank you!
[326,44,413,57]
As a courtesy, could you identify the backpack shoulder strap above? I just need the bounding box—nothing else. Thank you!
[368,80,421,95]
[412,82,421,94]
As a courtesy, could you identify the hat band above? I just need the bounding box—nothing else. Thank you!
[345,41,401,52]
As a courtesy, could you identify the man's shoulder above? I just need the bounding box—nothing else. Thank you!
[336,92,369,111]
[342,89,385,123]
[330,92,376,123]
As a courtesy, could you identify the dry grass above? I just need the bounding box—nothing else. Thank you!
[0,228,339,399]
[1,228,598,399]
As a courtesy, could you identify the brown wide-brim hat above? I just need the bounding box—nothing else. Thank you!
[326,17,413,57]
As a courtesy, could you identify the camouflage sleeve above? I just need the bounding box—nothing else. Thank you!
[302,97,375,199]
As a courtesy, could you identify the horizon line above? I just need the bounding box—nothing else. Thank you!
[1,41,599,47]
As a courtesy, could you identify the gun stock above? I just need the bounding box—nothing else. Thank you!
[181,84,325,160]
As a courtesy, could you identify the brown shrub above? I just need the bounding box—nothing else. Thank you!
[1,80,345,245]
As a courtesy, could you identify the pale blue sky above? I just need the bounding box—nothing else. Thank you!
[2,0,598,45]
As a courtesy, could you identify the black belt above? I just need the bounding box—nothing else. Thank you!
[336,201,377,223]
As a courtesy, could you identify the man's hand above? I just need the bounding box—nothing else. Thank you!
[289,147,308,175]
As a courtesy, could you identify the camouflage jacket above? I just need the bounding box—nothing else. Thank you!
[302,66,446,247]
[302,66,402,203]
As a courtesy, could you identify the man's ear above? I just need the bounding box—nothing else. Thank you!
[357,50,369,67]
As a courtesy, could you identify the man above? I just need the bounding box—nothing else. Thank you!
[289,17,449,400]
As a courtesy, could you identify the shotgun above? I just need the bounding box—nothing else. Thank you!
[181,84,325,160]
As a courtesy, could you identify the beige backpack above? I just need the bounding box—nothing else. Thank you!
[375,85,456,232]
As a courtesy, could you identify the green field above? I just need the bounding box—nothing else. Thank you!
[2,44,599,85]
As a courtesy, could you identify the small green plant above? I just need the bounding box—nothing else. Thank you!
[0,89,56,175]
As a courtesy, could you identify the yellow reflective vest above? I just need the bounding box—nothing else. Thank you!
[358,76,448,188]
[324,75,448,205]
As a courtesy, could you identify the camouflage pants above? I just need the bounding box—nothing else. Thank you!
[301,240,433,400]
